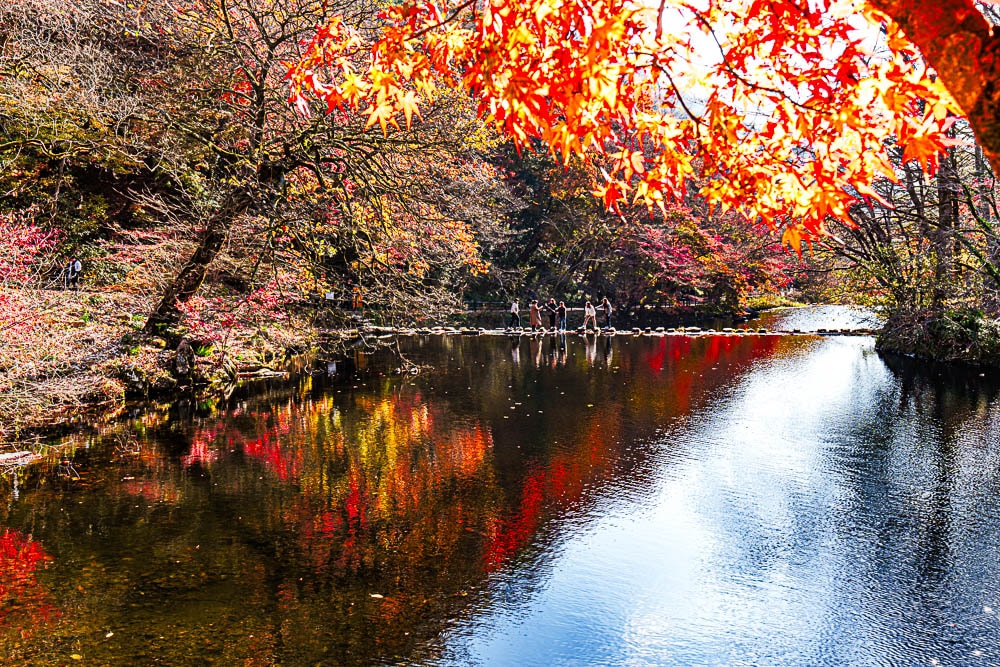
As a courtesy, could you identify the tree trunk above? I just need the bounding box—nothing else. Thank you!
[933,148,960,308]
[869,0,1000,176]
[143,190,251,333]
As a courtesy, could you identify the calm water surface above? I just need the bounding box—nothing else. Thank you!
[2,308,1000,665]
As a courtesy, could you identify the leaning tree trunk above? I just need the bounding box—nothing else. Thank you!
[143,190,252,334]
[869,0,1000,177]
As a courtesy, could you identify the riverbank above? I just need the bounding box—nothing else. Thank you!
[0,288,315,444]
[875,308,1000,367]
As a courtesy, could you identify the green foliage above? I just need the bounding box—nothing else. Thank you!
[83,259,132,288]
[744,293,802,311]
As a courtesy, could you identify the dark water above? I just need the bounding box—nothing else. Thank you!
[3,309,1000,665]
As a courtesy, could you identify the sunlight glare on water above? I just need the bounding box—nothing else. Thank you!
[443,335,1000,666]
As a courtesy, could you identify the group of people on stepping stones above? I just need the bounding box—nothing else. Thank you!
[508,297,613,332]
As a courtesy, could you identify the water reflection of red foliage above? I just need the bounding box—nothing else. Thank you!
[243,430,303,481]
[173,335,792,582]
[0,530,56,627]
[484,470,544,571]
[181,426,222,467]
[653,335,782,413]
[345,474,365,527]
[484,439,610,571]
[483,334,787,572]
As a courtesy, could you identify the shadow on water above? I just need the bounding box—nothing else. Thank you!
[1,321,1000,665]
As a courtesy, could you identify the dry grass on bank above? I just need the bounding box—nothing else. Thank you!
[0,288,160,441]
[0,286,319,444]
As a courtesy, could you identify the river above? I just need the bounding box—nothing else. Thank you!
[1,307,999,665]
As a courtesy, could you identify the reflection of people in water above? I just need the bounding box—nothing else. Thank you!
[531,337,542,367]
[511,336,521,364]
[603,335,613,365]
[558,332,567,365]
[585,332,597,365]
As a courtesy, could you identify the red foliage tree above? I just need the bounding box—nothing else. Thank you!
[288,0,973,245]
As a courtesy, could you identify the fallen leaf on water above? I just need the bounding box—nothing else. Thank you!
[370,593,384,599]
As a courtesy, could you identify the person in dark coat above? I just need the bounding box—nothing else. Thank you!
[545,298,558,330]
[557,301,567,331]
[600,297,613,329]
[529,300,543,331]
[64,258,82,289]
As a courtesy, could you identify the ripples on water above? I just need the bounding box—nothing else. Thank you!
[2,308,1000,665]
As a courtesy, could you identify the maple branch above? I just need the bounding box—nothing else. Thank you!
[409,0,477,42]
[648,61,704,128]
[689,11,820,114]
[656,0,667,43]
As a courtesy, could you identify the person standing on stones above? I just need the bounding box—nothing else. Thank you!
[529,299,543,331]
[545,298,558,330]
[508,299,521,329]
[583,301,597,331]
[557,301,567,331]
[600,297,613,329]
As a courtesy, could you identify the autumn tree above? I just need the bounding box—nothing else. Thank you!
[1,0,512,339]
[805,118,1000,361]
[0,0,170,248]
[477,148,797,313]
[123,0,507,332]
[288,0,967,246]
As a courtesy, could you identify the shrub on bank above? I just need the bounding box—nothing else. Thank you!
[876,308,1000,366]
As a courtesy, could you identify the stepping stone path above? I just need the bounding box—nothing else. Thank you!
[326,326,879,338]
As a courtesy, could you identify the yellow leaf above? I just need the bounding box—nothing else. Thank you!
[781,226,802,256]
[364,104,399,134]
[630,151,645,175]
[397,90,422,129]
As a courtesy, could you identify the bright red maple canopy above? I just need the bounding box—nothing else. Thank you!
[288,0,970,249]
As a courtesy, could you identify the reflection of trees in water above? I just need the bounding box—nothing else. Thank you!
[0,334,807,664]
[820,351,1000,652]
